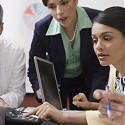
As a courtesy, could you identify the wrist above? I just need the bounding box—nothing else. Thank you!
[87,101,92,109]
[0,98,4,101]
[89,102,99,110]
[62,113,70,124]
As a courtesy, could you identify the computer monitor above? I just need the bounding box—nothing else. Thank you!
[34,56,63,110]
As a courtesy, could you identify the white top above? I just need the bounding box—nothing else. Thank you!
[0,38,26,108]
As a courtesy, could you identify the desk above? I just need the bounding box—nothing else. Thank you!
[42,121,77,125]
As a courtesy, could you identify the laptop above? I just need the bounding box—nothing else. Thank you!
[34,56,63,110]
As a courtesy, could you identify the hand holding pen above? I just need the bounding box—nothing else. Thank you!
[93,89,125,125]
[105,85,112,118]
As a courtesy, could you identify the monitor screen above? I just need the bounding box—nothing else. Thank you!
[34,56,62,110]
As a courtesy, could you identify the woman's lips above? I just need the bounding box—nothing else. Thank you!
[98,54,109,60]
[59,17,67,22]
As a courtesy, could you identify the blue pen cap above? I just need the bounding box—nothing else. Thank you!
[57,84,61,88]
[106,101,111,110]
[105,85,109,92]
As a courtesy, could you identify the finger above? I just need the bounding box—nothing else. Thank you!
[99,114,125,125]
[73,94,80,101]
[98,105,123,118]
[93,89,105,100]
[94,90,125,103]
[75,101,84,107]
[75,93,86,101]
[36,105,46,116]
[38,107,50,120]
[99,113,115,122]
[72,100,80,107]
[36,102,52,116]
[99,99,124,112]
[78,93,86,101]
[24,105,42,117]
[24,109,37,117]
[101,91,124,102]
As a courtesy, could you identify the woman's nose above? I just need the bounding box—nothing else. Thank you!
[95,41,104,51]
[57,6,64,15]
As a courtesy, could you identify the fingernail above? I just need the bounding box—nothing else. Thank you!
[95,93,100,99]
[117,106,124,111]
[115,111,122,116]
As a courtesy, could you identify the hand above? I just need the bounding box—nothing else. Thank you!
[93,89,125,125]
[72,93,91,109]
[36,89,42,99]
[0,98,9,107]
[25,102,65,124]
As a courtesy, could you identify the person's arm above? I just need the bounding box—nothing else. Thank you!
[63,112,87,125]
[93,90,125,125]
[0,98,9,107]
[28,21,47,102]
[25,102,87,125]
[0,45,26,108]
[73,93,99,110]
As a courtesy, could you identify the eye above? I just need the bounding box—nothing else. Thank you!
[61,1,68,5]
[48,5,56,9]
[104,36,112,41]
[92,38,98,44]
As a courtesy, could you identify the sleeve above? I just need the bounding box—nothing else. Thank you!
[27,22,47,98]
[86,110,113,125]
[0,47,26,108]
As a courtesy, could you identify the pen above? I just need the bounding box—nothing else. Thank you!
[57,83,61,88]
[105,85,112,118]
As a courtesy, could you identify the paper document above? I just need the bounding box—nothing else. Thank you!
[23,107,36,113]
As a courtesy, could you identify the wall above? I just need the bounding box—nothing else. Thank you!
[78,0,124,10]
[0,0,124,93]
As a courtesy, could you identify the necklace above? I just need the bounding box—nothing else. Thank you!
[69,23,77,42]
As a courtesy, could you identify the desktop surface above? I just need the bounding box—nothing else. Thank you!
[42,121,78,125]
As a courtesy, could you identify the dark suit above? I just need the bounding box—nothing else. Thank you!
[28,7,109,109]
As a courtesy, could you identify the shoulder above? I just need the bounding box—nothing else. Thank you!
[81,7,102,20]
[35,14,53,30]
[33,14,53,35]
[0,39,24,55]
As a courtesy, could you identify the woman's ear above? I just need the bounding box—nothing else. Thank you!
[0,23,3,35]
[74,0,78,5]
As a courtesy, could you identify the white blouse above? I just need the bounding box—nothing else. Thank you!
[115,77,125,94]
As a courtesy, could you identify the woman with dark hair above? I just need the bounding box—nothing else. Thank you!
[73,6,125,109]
[26,6,125,125]
[28,0,109,110]
[92,6,125,125]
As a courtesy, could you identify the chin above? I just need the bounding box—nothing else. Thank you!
[99,62,109,66]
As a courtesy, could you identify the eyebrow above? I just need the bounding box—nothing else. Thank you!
[59,0,64,2]
[101,31,114,35]
[47,0,64,6]
[92,31,114,36]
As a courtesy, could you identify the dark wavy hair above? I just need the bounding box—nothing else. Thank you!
[42,0,48,6]
[93,6,125,36]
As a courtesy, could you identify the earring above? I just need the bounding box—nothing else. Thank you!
[76,2,78,5]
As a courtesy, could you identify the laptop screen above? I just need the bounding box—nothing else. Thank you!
[34,56,63,110]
